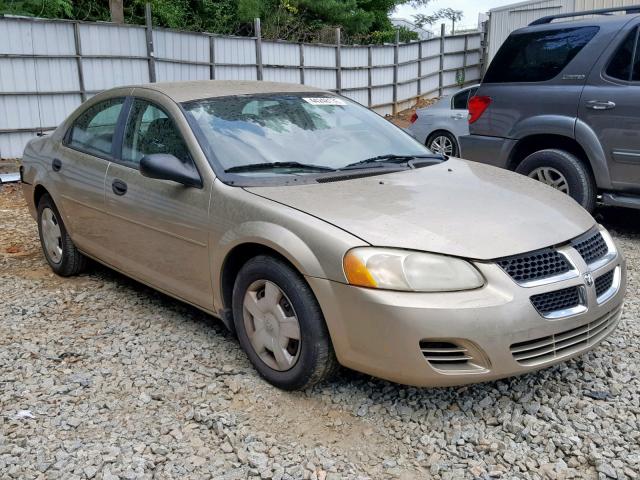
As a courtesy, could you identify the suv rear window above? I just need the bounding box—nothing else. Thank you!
[484,26,599,83]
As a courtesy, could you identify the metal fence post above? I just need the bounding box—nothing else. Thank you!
[462,34,468,86]
[299,42,305,84]
[145,3,156,83]
[392,29,399,115]
[254,18,263,81]
[367,45,372,108]
[335,28,341,93]
[73,22,86,102]
[417,40,422,100]
[438,23,445,96]
[209,35,216,79]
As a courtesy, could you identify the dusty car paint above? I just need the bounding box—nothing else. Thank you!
[21,80,626,388]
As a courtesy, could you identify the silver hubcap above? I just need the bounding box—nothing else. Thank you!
[429,135,454,156]
[528,167,570,194]
[243,280,301,371]
[41,207,63,264]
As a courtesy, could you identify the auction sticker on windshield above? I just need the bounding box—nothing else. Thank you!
[303,97,347,106]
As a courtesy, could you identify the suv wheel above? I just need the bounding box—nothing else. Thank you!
[516,149,596,212]
[37,193,86,276]
[232,255,338,390]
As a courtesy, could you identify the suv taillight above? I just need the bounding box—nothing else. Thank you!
[409,111,418,123]
[468,95,491,124]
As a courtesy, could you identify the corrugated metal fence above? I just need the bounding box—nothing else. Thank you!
[0,15,484,159]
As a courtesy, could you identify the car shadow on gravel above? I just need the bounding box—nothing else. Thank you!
[83,259,234,340]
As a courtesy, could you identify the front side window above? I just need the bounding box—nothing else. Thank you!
[484,26,599,83]
[67,98,124,157]
[183,94,428,176]
[606,27,640,81]
[122,99,191,166]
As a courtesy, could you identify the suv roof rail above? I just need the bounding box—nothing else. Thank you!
[529,5,640,25]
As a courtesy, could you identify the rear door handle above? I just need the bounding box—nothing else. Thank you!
[451,113,466,120]
[111,179,127,196]
[52,158,62,172]
[586,100,616,110]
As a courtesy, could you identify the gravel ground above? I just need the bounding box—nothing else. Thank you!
[1,183,639,480]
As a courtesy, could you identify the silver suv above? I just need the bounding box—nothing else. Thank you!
[460,6,640,212]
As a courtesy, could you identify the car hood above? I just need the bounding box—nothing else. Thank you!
[245,158,594,260]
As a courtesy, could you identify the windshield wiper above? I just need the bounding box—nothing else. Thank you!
[341,154,444,170]
[225,162,335,173]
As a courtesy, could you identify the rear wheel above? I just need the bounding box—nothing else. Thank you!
[37,193,86,276]
[427,131,459,157]
[515,149,596,212]
[232,255,338,390]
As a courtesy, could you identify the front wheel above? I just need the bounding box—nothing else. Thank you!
[232,255,338,390]
[427,131,459,157]
[515,149,596,212]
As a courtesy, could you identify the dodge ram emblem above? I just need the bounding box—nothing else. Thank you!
[584,272,594,287]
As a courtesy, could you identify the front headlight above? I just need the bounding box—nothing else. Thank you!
[343,247,484,292]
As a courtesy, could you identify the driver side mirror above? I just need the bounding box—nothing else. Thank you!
[139,154,203,188]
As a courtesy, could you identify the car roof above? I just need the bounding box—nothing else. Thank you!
[520,12,640,33]
[132,80,328,103]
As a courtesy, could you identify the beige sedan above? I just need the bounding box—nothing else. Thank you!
[21,80,626,390]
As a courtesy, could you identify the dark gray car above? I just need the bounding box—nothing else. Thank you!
[460,6,640,212]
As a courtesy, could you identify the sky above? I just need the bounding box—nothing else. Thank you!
[393,0,517,32]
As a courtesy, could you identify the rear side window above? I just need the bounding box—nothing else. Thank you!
[451,87,478,109]
[606,27,640,81]
[67,98,124,157]
[452,89,471,109]
[484,26,599,83]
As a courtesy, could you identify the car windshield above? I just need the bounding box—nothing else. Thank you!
[182,93,430,176]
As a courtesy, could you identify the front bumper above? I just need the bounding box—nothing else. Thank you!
[308,245,626,387]
[458,134,516,169]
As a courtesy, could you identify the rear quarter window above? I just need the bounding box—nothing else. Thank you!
[484,26,599,83]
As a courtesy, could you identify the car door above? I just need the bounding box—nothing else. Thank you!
[55,96,128,256]
[579,25,640,190]
[103,95,213,310]
[449,87,477,138]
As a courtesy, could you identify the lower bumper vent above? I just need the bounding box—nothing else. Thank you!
[510,307,621,366]
[419,340,489,373]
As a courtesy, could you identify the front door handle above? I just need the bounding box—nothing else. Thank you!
[586,100,616,110]
[52,158,62,172]
[111,179,128,196]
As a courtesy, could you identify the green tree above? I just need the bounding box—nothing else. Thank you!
[0,0,435,44]
[413,7,463,34]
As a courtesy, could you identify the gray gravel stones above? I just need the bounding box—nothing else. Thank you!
[1,184,639,479]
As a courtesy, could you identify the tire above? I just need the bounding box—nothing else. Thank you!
[515,149,596,212]
[232,255,338,390]
[37,193,86,276]
[427,131,459,157]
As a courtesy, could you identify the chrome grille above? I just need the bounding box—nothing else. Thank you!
[510,308,621,366]
[497,248,571,283]
[573,231,608,265]
[595,270,614,298]
[530,286,582,316]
